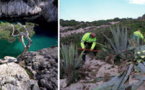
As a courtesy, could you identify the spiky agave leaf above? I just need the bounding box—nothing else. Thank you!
[133,74,145,80]
[132,80,144,90]
[112,71,126,90]
[143,62,145,66]
[138,63,145,74]
[95,75,120,90]
[119,64,133,88]
[120,84,133,90]
[131,75,145,89]
[110,26,120,53]
[95,64,133,90]
[122,26,128,50]
[102,32,117,54]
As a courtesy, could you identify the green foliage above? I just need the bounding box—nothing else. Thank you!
[60,44,84,86]
[113,17,120,21]
[60,17,132,27]
[60,19,80,27]
[25,22,35,37]
[61,33,83,48]
[0,22,35,43]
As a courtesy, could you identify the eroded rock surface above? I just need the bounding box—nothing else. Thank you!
[24,47,58,90]
[0,46,58,90]
[0,62,39,90]
[0,0,57,22]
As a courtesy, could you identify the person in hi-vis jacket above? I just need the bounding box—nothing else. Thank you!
[81,32,96,51]
[80,32,97,62]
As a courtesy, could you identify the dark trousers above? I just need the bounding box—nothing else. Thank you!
[84,42,96,49]
[81,42,97,62]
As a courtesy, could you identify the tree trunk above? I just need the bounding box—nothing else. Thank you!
[9,23,33,62]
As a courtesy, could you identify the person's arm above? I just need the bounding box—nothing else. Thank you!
[91,41,96,50]
[91,38,97,50]
[140,33,144,39]
[81,34,87,49]
[81,40,85,49]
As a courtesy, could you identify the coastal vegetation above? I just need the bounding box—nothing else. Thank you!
[60,14,145,89]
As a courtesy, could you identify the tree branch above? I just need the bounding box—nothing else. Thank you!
[21,35,26,48]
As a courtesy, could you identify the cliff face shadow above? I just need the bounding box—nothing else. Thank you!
[34,22,58,37]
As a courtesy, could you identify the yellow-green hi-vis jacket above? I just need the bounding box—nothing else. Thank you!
[81,33,96,50]
[134,31,144,40]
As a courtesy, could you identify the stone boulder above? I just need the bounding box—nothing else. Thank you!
[0,56,17,64]
[0,62,39,90]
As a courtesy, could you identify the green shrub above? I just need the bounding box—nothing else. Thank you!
[0,22,35,43]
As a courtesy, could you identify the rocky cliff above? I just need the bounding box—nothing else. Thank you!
[0,0,57,22]
[0,46,58,90]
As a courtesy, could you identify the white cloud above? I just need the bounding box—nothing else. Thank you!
[128,0,145,5]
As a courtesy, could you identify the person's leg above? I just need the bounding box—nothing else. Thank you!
[87,43,92,49]
[93,47,97,56]
[82,53,86,62]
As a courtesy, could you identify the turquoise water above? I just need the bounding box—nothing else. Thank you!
[0,35,57,59]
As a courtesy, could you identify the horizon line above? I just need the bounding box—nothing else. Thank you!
[60,17,139,22]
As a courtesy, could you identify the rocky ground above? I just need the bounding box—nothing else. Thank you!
[60,55,118,90]
[60,55,145,90]
[0,46,58,90]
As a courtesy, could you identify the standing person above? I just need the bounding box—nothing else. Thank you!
[134,29,144,40]
[80,32,97,61]
[132,29,144,46]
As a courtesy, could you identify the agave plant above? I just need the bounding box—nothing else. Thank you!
[103,25,128,53]
[101,25,137,62]
[60,44,84,86]
[95,25,145,90]
[95,47,145,89]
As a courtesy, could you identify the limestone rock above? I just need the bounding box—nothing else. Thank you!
[0,62,39,90]
[4,56,17,62]
[0,0,57,22]
[23,47,58,90]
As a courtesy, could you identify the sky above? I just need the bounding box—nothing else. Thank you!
[60,0,145,21]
